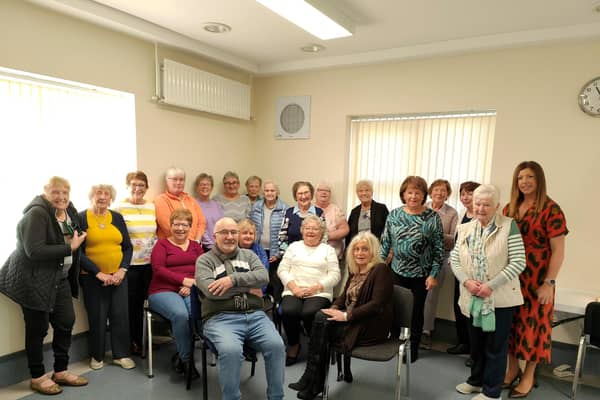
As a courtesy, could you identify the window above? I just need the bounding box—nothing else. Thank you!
[346,111,496,213]
[0,67,136,262]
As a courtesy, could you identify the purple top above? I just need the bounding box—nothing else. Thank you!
[197,199,224,249]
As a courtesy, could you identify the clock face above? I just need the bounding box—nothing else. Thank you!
[578,77,600,117]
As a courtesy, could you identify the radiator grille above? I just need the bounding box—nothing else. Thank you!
[161,59,251,120]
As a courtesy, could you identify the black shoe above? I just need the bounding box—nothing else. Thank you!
[465,357,474,367]
[183,360,200,379]
[289,372,311,391]
[447,344,470,355]
[297,384,322,400]
[286,344,301,366]
[171,352,184,373]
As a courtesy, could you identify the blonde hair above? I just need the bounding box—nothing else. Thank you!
[237,218,256,234]
[346,232,383,275]
[44,176,70,193]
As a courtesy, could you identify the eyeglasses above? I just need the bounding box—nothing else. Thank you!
[167,177,185,182]
[303,226,321,232]
[215,229,240,236]
[130,183,146,188]
[224,181,239,186]
[172,223,191,228]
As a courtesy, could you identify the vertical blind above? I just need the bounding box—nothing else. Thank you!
[0,67,136,263]
[346,112,496,213]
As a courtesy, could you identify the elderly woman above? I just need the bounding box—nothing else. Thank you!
[194,173,224,252]
[502,161,568,398]
[238,219,269,268]
[452,184,526,400]
[423,179,458,342]
[447,181,481,360]
[213,171,252,222]
[380,176,444,362]
[154,167,206,241]
[250,180,289,301]
[114,171,157,356]
[315,182,350,295]
[148,209,203,373]
[79,184,134,370]
[278,215,340,366]
[288,232,393,400]
[278,181,326,257]
[346,179,389,246]
[245,175,263,205]
[0,177,88,395]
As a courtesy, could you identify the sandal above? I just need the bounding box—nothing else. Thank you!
[30,378,63,396]
[52,372,89,386]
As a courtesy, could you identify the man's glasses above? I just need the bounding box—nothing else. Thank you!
[215,229,240,236]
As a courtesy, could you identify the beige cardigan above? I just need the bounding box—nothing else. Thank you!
[451,214,525,317]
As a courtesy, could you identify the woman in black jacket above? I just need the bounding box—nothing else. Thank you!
[288,231,393,399]
[0,177,88,395]
[346,180,389,246]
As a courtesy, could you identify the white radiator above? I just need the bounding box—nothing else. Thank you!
[161,59,251,120]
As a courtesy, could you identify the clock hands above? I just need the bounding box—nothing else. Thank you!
[596,86,600,96]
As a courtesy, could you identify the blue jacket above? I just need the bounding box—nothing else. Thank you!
[250,198,288,256]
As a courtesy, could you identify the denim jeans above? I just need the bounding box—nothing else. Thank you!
[203,310,285,400]
[148,291,192,361]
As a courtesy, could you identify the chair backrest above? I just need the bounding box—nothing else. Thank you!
[584,301,600,347]
[392,285,413,332]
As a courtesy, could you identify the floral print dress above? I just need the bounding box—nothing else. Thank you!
[503,198,568,363]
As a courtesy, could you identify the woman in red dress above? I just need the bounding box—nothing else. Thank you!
[502,161,568,398]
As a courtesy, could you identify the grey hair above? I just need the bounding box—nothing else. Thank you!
[473,184,500,207]
[356,180,373,191]
[300,214,326,237]
[89,184,116,202]
[262,180,280,195]
[165,166,185,179]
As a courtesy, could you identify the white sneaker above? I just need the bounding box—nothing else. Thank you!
[90,358,104,370]
[113,357,136,369]
[456,382,483,394]
[472,394,500,400]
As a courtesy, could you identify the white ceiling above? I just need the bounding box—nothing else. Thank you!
[31,0,600,75]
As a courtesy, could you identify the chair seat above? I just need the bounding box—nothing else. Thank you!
[351,339,401,362]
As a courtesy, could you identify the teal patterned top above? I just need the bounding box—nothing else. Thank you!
[380,206,444,278]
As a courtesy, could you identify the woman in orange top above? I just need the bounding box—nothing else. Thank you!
[154,167,206,241]
[79,184,134,370]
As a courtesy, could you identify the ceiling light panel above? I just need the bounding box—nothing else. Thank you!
[256,0,353,40]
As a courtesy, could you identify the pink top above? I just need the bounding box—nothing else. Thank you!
[148,238,203,296]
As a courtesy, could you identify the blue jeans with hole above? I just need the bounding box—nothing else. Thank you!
[148,291,192,361]
[203,310,285,400]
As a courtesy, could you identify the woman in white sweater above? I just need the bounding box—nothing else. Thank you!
[278,215,340,366]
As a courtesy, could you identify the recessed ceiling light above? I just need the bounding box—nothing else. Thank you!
[301,44,326,53]
[202,22,232,34]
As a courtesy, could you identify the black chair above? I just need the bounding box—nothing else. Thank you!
[571,301,600,400]
[323,285,413,400]
[189,285,257,400]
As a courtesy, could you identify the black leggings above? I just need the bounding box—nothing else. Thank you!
[281,295,331,346]
[393,273,428,359]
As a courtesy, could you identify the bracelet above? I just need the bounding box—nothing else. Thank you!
[343,312,348,321]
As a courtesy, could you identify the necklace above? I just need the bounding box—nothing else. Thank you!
[93,211,109,229]
[55,210,66,222]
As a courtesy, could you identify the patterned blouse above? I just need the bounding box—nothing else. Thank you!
[345,271,369,314]
[380,206,444,278]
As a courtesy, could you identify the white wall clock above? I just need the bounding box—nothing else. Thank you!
[578,77,600,117]
[275,96,311,139]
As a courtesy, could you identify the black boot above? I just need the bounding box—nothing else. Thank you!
[289,366,312,391]
[342,353,353,383]
[297,341,329,400]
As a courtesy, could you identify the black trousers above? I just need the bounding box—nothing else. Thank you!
[393,274,428,360]
[80,274,131,361]
[265,251,283,303]
[453,277,471,346]
[127,264,152,347]
[21,278,75,378]
[281,296,331,346]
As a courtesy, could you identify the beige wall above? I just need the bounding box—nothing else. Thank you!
[1,0,599,356]
[0,0,255,356]
[252,41,600,343]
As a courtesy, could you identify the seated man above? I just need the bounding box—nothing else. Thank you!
[195,217,285,400]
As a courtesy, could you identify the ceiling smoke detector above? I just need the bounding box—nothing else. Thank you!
[202,22,232,34]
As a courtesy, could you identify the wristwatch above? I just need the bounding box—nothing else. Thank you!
[544,279,556,286]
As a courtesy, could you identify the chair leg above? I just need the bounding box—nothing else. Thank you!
[396,343,404,400]
[322,348,332,400]
[251,359,256,377]
[147,310,154,378]
[571,334,589,400]
[202,347,208,400]
[141,308,147,359]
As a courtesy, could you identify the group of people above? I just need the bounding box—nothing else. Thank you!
[0,160,567,400]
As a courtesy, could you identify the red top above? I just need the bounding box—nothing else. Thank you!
[148,238,203,296]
